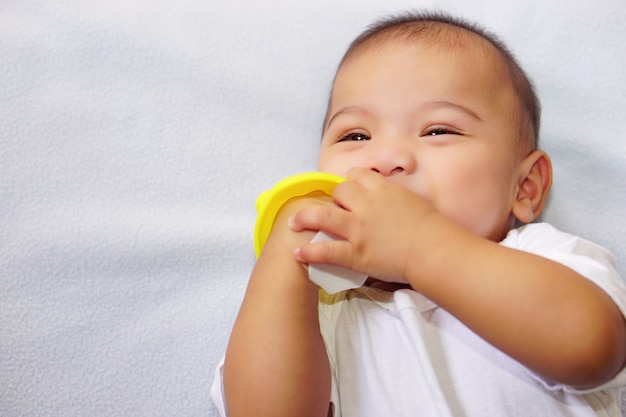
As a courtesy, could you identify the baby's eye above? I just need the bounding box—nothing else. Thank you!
[424,127,460,136]
[338,132,371,142]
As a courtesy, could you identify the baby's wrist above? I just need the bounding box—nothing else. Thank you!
[254,241,319,301]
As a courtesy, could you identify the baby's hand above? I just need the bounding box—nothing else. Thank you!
[262,192,335,259]
[289,168,439,283]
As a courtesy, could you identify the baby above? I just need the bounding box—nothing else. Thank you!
[214,10,626,417]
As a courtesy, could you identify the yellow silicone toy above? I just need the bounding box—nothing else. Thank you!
[254,172,345,258]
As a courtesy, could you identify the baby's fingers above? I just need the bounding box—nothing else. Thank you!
[294,235,354,270]
[288,204,350,238]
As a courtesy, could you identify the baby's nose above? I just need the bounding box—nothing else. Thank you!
[367,140,417,176]
[371,166,405,175]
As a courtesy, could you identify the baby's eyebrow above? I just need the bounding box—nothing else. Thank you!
[325,106,368,130]
[425,100,483,122]
[325,101,482,131]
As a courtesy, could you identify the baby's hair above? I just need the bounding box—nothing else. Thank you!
[329,10,541,155]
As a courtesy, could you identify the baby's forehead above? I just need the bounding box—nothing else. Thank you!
[338,28,510,97]
[332,28,520,124]
[339,30,509,101]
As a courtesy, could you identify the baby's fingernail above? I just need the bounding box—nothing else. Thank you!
[288,216,296,229]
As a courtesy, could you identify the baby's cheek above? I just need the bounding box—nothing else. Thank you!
[317,160,351,178]
[429,190,485,233]
[454,201,511,241]
[318,147,369,177]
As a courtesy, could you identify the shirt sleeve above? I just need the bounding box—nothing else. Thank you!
[210,357,228,417]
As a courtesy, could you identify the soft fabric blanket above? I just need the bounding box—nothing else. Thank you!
[1,0,624,415]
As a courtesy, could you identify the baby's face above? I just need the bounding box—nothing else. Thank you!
[318,39,523,241]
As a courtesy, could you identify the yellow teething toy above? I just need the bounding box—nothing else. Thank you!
[254,172,345,258]
[254,172,369,294]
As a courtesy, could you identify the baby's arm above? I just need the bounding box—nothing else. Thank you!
[223,196,332,417]
[291,168,626,389]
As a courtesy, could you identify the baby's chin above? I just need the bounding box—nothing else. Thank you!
[364,277,411,292]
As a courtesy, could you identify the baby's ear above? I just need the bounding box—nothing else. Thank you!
[512,150,553,224]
